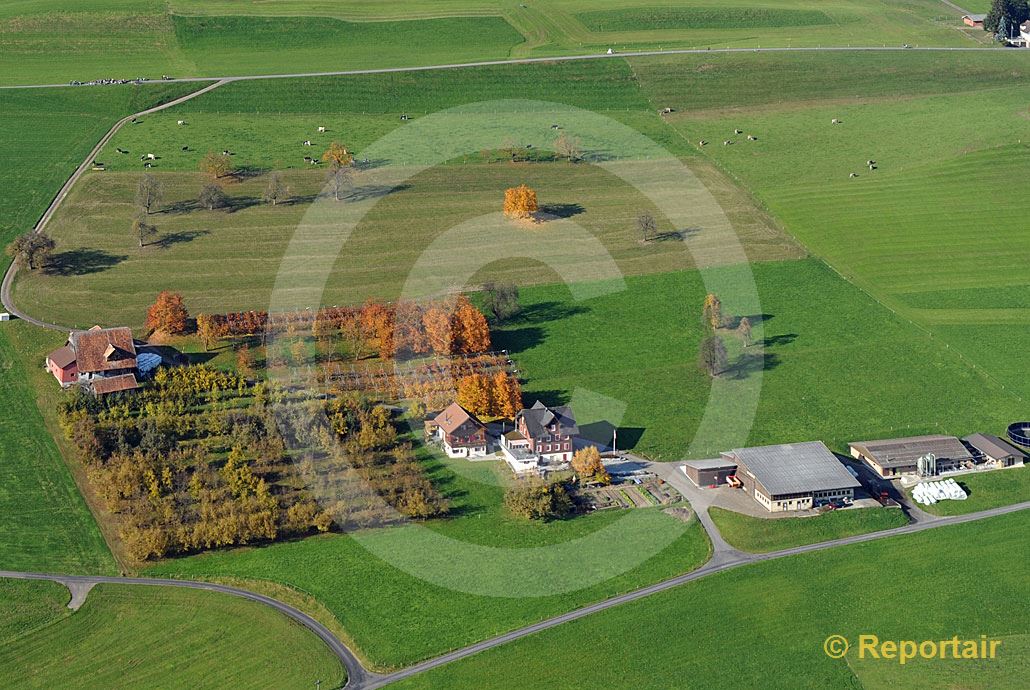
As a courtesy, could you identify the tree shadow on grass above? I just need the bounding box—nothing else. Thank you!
[44,248,127,276]
[522,388,571,407]
[723,351,781,380]
[225,196,262,214]
[579,421,645,451]
[151,229,210,249]
[493,326,544,355]
[761,333,797,347]
[510,301,589,325]
[539,202,585,219]
[345,183,412,203]
[726,313,774,329]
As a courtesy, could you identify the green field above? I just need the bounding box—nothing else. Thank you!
[908,466,1030,516]
[709,505,908,552]
[0,84,203,574]
[0,0,992,85]
[0,578,344,689]
[634,53,1030,400]
[392,510,1030,689]
[491,260,1024,459]
[143,448,711,669]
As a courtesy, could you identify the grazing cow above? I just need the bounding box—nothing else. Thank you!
[303,156,312,162]
[318,126,326,133]
[723,140,732,146]
[116,148,128,154]
[181,146,189,151]
[551,124,561,130]
[146,153,156,160]
[849,172,857,178]
[177,120,185,126]
[734,128,743,134]
[866,160,875,166]
[698,140,707,146]
[303,140,312,146]
[869,164,876,170]
[310,159,319,165]
[144,162,153,168]
[222,150,231,155]
[747,135,757,141]
[831,118,841,125]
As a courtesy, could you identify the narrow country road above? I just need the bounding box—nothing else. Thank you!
[4,500,1026,689]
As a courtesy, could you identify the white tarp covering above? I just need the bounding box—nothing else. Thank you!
[911,478,967,505]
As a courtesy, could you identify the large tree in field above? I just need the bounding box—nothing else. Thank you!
[199,151,234,180]
[322,142,355,202]
[6,231,55,271]
[554,132,582,162]
[505,479,572,520]
[737,316,753,348]
[359,299,395,359]
[135,174,163,215]
[131,215,158,248]
[698,335,728,377]
[571,446,610,485]
[263,172,289,205]
[482,281,521,323]
[456,373,492,416]
[199,183,228,210]
[146,291,189,335]
[453,295,491,354]
[503,184,538,219]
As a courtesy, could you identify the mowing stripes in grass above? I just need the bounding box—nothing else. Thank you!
[708,506,909,553]
[577,7,835,32]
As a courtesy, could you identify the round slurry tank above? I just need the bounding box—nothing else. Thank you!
[1007,422,1030,448]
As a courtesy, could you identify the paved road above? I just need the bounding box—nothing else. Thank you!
[0,569,379,688]
[0,80,228,331]
[8,498,1022,689]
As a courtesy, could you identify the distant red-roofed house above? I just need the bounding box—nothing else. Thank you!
[45,325,140,395]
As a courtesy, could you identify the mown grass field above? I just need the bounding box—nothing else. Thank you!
[492,260,1025,459]
[144,448,712,669]
[392,510,1030,689]
[0,0,990,85]
[0,578,345,689]
[0,84,199,575]
[908,466,1030,517]
[709,505,908,552]
[634,52,1030,399]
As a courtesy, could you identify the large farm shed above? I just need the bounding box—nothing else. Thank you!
[849,435,972,478]
[721,441,860,513]
[682,458,738,487]
[962,434,1026,467]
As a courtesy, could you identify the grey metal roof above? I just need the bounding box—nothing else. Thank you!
[849,435,972,468]
[963,433,1026,461]
[683,458,738,470]
[517,400,578,438]
[964,14,986,21]
[728,441,860,495]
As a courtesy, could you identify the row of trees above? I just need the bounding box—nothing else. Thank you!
[698,293,753,377]
[985,0,1029,38]
[455,370,523,418]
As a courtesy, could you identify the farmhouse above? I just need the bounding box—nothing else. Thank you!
[849,435,972,478]
[963,433,1026,468]
[500,401,579,474]
[962,14,985,28]
[46,325,140,395]
[720,441,861,512]
[426,402,488,458]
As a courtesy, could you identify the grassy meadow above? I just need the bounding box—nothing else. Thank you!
[708,505,908,552]
[144,448,712,669]
[0,0,992,85]
[907,466,1030,516]
[634,53,1030,399]
[0,578,345,689]
[491,260,1025,459]
[392,510,1030,689]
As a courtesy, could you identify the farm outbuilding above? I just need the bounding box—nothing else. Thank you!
[962,14,985,28]
[963,433,1026,467]
[681,458,738,487]
[720,441,860,512]
[849,435,972,478]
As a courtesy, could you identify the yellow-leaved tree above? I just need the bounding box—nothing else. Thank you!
[503,184,538,219]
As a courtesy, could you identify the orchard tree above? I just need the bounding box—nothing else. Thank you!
[199,183,228,210]
[422,303,454,355]
[146,291,189,335]
[6,231,55,271]
[737,316,753,348]
[195,313,223,350]
[482,281,521,323]
[262,172,289,205]
[131,215,158,248]
[554,132,582,162]
[453,295,491,353]
[492,371,522,418]
[135,174,163,215]
[199,151,234,180]
[504,479,573,520]
[503,184,539,219]
[322,141,354,168]
[698,335,728,377]
[637,212,657,242]
[456,373,492,416]
[571,446,611,485]
[701,293,723,331]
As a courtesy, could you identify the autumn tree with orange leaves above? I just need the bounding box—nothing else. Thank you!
[492,371,522,418]
[359,299,395,359]
[453,295,491,354]
[456,373,492,416]
[146,291,189,335]
[503,184,538,219]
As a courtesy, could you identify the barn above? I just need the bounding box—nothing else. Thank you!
[681,458,738,487]
[849,435,972,478]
